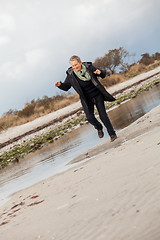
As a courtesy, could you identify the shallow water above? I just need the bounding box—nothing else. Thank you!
[0,84,160,206]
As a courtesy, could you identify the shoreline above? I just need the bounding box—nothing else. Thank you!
[0,77,159,168]
[0,77,160,168]
[0,105,160,239]
[0,66,160,168]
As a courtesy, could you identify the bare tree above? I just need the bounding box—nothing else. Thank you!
[94,47,132,74]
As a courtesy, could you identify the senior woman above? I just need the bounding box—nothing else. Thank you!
[55,55,117,142]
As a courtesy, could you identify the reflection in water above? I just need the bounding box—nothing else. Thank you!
[109,84,160,129]
[0,84,160,206]
[0,125,104,206]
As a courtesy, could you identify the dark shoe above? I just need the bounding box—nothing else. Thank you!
[98,129,104,138]
[110,135,117,142]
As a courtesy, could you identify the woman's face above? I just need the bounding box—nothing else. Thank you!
[70,60,82,72]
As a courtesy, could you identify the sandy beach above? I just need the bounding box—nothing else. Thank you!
[0,103,160,239]
[0,66,160,154]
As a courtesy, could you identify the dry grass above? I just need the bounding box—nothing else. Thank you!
[125,63,147,78]
[53,94,79,111]
[0,60,160,133]
[0,93,79,133]
[102,73,125,87]
[102,61,160,87]
[145,60,160,71]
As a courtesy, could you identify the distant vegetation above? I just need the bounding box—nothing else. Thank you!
[0,48,160,133]
[0,93,79,132]
[94,49,160,88]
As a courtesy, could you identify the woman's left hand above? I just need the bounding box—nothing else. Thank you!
[94,69,101,75]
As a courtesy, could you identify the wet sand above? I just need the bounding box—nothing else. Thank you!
[0,65,160,153]
[0,105,160,240]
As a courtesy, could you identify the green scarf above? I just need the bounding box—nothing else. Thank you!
[73,64,91,81]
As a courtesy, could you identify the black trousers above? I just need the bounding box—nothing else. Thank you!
[84,94,116,136]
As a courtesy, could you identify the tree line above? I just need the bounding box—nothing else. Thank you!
[2,48,160,118]
[93,47,160,74]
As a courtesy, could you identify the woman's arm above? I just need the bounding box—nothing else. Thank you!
[90,63,106,79]
[55,75,71,91]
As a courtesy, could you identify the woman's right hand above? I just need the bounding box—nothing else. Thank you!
[55,82,61,87]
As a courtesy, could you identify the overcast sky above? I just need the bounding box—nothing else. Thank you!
[0,0,160,116]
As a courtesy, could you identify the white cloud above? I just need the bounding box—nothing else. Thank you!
[0,0,159,116]
[0,13,15,31]
[0,48,49,81]
[0,61,27,82]
[0,35,10,45]
[73,4,97,25]
[26,49,48,66]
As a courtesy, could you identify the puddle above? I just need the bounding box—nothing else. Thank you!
[0,84,160,206]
